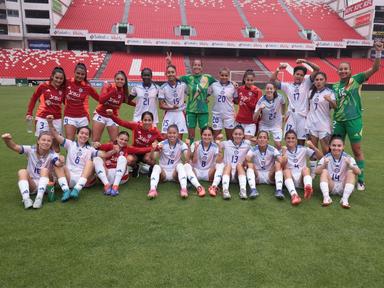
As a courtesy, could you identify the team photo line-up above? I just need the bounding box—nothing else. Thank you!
[2,42,383,210]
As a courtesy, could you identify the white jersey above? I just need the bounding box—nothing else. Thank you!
[158,81,186,112]
[281,75,312,116]
[62,139,98,175]
[222,140,250,168]
[318,152,357,184]
[247,144,280,171]
[191,141,219,171]
[131,83,159,124]
[255,94,285,129]
[306,87,336,134]
[20,145,59,180]
[209,81,237,117]
[285,145,315,171]
[159,139,188,170]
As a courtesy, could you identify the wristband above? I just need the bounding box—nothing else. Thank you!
[375,50,382,58]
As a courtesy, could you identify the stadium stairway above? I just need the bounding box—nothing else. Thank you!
[94,53,112,80]
[184,55,192,74]
[232,0,253,37]
[277,0,305,33]
[121,0,131,24]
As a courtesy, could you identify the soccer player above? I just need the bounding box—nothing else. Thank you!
[332,41,383,191]
[26,67,66,151]
[246,130,284,199]
[253,82,285,150]
[147,124,189,199]
[209,68,238,140]
[270,59,320,145]
[220,125,251,200]
[281,130,322,205]
[127,68,159,125]
[93,131,152,196]
[315,135,361,208]
[2,132,63,209]
[236,70,262,139]
[159,65,188,138]
[64,63,99,140]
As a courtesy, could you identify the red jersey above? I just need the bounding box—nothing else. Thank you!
[98,142,151,169]
[95,83,127,118]
[64,79,99,118]
[110,115,164,147]
[236,85,262,124]
[26,81,65,119]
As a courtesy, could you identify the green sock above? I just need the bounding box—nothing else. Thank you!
[189,138,194,144]
[356,159,365,183]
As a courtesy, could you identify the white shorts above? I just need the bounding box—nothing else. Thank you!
[285,113,307,140]
[331,181,344,195]
[238,123,256,136]
[35,117,62,137]
[195,168,210,181]
[64,116,89,128]
[163,168,175,182]
[212,113,236,130]
[292,170,303,188]
[256,170,272,184]
[93,113,118,127]
[107,168,129,185]
[69,171,81,188]
[161,111,187,134]
[307,130,330,140]
[260,125,283,142]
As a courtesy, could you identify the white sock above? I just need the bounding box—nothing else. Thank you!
[176,163,187,189]
[320,181,330,200]
[93,157,109,186]
[150,165,161,190]
[184,163,201,188]
[37,176,49,198]
[222,174,230,191]
[18,180,30,201]
[238,174,247,190]
[275,170,283,190]
[303,175,312,187]
[212,163,224,187]
[310,160,317,177]
[246,168,256,189]
[113,156,127,187]
[342,183,354,204]
[284,178,297,196]
[74,177,87,192]
[58,177,70,192]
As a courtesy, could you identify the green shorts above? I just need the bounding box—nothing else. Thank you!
[333,117,363,144]
[186,112,209,129]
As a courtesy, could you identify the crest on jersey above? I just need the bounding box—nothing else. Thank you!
[59,91,63,95]
[36,160,43,168]
[234,150,239,155]
[148,134,151,138]
[314,97,319,103]
[79,88,83,93]
[76,151,82,157]
[293,158,298,163]
[334,168,340,173]
[248,92,252,96]
[144,93,149,97]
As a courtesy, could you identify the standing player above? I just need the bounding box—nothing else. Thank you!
[332,41,383,191]
[315,135,361,208]
[64,63,99,140]
[270,59,320,145]
[209,68,238,140]
[159,65,188,138]
[253,82,285,150]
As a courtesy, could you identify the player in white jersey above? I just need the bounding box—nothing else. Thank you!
[148,124,189,199]
[315,135,361,208]
[281,130,323,205]
[220,125,251,200]
[2,132,63,209]
[271,59,320,144]
[184,127,224,197]
[246,131,284,199]
[209,68,238,140]
[253,82,285,150]
[159,65,188,137]
[128,68,159,124]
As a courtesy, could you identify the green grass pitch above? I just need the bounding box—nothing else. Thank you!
[0,87,383,287]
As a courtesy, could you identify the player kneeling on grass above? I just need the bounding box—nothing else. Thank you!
[2,132,64,209]
[315,135,361,208]
[184,127,224,197]
[148,124,189,199]
[281,130,323,206]
[246,131,284,199]
[93,131,152,196]
[220,125,251,200]
[47,115,101,202]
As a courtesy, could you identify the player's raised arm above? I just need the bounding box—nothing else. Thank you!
[270,63,286,88]
[46,115,65,145]
[296,59,320,80]
[2,133,22,153]
[363,41,383,80]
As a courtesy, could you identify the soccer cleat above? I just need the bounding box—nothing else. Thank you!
[249,188,259,199]
[208,185,218,197]
[291,194,302,206]
[304,185,313,199]
[32,196,43,209]
[239,188,248,200]
[147,189,158,199]
[70,188,80,200]
[322,197,333,207]
[357,181,365,191]
[340,199,351,209]
[103,184,111,196]
[23,198,33,209]
[110,185,119,197]
[61,190,71,202]
[180,188,188,199]
[222,189,231,200]
[197,186,206,197]
[274,189,285,200]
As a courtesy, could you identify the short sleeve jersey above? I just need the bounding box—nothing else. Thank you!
[255,94,285,128]
[209,81,237,116]
[191,141,219,171]
[285,145,315,171]
[281,75,312,116]
[247,144,280,171]
[222,140,250,168]
[131,83,159,123]
[158,81,187,112]
[307,87,336,133]
[159,140,188,170]
[318,152,357,183]
[62,139,98,175]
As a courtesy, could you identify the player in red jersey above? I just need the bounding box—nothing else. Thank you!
[93,131,153,196]
[236,70,262,140]
[64,63,99,140]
